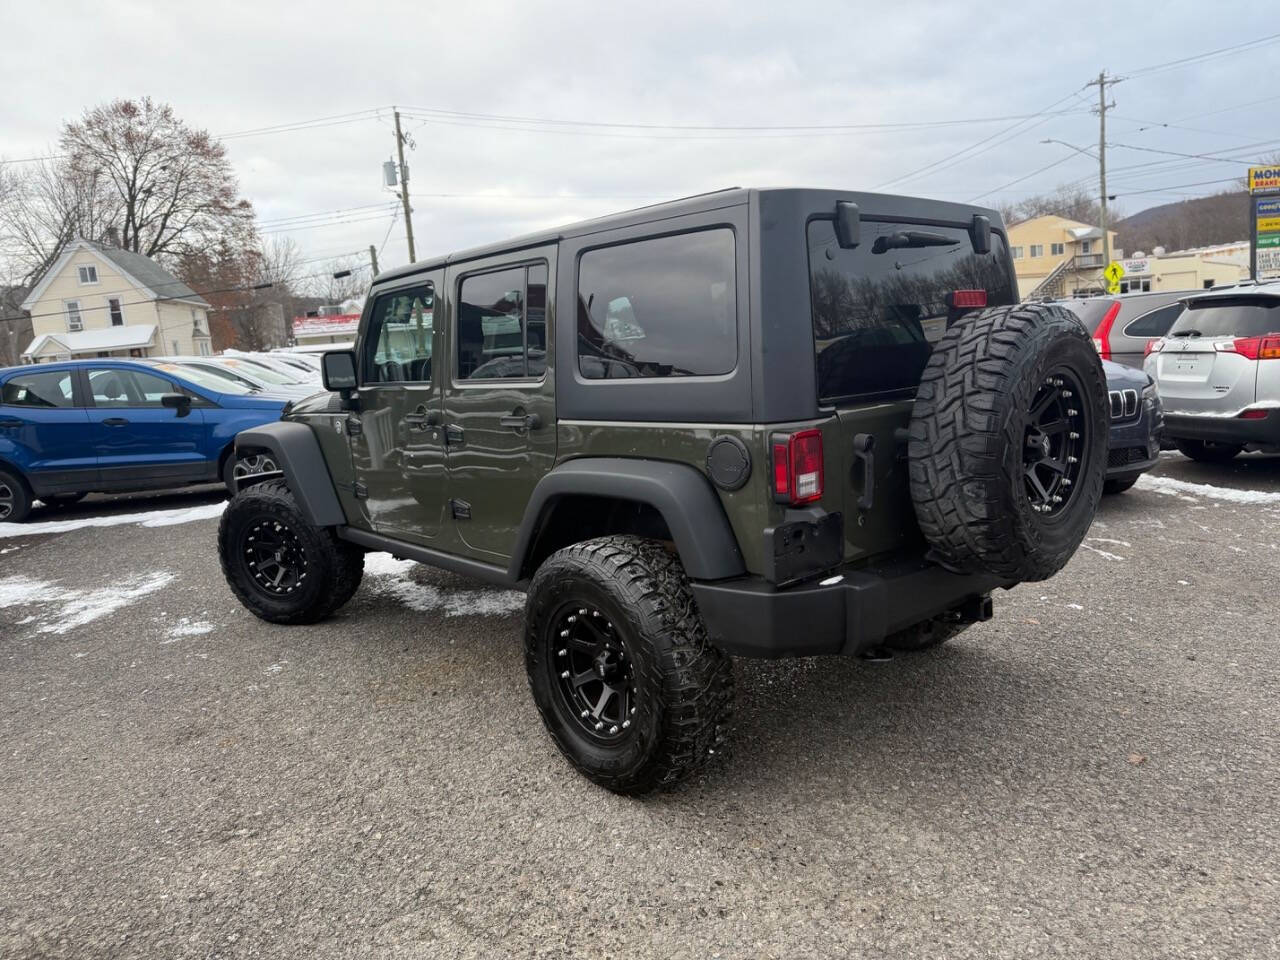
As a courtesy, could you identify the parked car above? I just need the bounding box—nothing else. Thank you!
[1101,359,1162,494]
[1056,290,1190,368]
[221,351,321,383]
[1144,283,1280,461]
[159,357,320,399]
[0,359,288,523]
[217,187,1111,793]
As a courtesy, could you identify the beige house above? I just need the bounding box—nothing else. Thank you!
[19,239,212,363]
[1007,215,1121,301]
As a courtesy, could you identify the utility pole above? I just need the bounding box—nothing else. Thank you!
[1085,71,1120,268]
[368,244,380,277]
[393,108,417,263]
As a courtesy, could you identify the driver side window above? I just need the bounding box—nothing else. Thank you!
[363,283,435,384]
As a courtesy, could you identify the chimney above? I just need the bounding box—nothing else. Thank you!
[105,226,120,248]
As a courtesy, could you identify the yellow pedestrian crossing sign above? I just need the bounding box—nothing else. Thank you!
[1103,260,1124,294]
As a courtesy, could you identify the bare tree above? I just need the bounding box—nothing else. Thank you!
[0,156,118,287]
[303,256,369,306]
[61,98,253,260]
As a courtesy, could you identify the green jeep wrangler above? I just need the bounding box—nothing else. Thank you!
[218,188,1108,794]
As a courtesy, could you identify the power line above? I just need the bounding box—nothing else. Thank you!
[967,152,1082,202]
[1111,175,1245,198]
[1122,32,1280,80]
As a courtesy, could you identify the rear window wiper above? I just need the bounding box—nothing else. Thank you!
[871,231,958,254]
[1170,329,1202,337]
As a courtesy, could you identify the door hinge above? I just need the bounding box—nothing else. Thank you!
[353,481,368,499]
[450,498,471,520]
[345,417,363,436]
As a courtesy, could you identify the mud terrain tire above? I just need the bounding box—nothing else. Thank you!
[908,303,1108,582]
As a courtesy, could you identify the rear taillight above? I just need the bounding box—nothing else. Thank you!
[1144,338,1164,357]
[1092,301,1121,360]
[1219,335,1280,360]
[1239,408,1271,420]
[949,289,987,309]
[772,429,824,505]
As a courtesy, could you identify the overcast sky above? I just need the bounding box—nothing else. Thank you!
[4,2,1277,281]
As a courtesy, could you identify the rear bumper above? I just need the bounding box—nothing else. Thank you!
[692,560,1009,659]
[1162,411,1280,447]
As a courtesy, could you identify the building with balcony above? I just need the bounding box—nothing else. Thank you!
[1007,215,1121,301]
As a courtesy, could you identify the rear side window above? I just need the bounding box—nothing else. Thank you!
[1123,303,1184,338]
[87,368,177,407]
[457,264,546,380]
[2,371,74,408]
[1171,298,1280,338]
[808,219,1015,402]
[577,229,736,379]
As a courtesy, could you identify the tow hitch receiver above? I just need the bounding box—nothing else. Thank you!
[957,593,994,624]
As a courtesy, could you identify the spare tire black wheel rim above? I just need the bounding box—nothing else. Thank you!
[241,518,309,596]
[549,603,636,742]
[1023,369,1087,516]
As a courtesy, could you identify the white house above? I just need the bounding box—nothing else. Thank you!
[19,239,212,363]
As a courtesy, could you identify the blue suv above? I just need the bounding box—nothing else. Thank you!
[0,359,298,523]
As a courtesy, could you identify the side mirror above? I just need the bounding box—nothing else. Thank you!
[835,200,860,249]
[322,350,358,393]
[161,393,192,418]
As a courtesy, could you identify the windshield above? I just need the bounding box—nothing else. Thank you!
[221,359,300,385]
[152,362,253,395]
[808,218,1015,401]
[1171,298,1280,338]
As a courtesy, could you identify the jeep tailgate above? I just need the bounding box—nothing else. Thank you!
[805,214,1017,563]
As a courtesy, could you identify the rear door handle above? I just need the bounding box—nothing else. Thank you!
[499,410,542,430]
[103,417,130,427]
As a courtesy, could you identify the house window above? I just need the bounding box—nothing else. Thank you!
[1050,242,1065,256]
[172,340,181,355]
[1080,240,1093,254]
[1010,246,1024,259]
[65,300,83,331]
[191,307,205,333]
[1029,244,1044,258]
[108,298,124,326]
[77,265,99,284]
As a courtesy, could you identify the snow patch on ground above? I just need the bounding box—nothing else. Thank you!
[1080,542,1126,562]
[1136,475,1280,505]
[0,572,175,634]
[163,617,215,642]
[362,552,523,617]
[0,502,226,538]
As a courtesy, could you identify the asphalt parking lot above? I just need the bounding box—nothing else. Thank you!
[2,455,1278,959]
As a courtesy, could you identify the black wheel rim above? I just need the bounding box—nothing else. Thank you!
[549,603,636,742]
[0,481,13,521]
[1023,369,1087,516]
[240,518,309,596]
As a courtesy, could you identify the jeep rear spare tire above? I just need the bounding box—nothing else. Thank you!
[908,302,1108,582]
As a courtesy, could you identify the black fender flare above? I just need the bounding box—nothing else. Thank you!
[235,421,346,527]
[509,458,746,582]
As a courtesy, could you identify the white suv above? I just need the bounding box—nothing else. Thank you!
[1145,283,1280,461]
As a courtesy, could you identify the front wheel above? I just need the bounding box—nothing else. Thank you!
[218,479,364,624]
[1175,439,1243,463]
[525,536,734,795]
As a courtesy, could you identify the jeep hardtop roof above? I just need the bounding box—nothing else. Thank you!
[372,187,1005,285]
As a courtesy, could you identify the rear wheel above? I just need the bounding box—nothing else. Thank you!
[525,536,733,795]
[0,467,32,524]
[218,480,364,624]
[1175,439,1243,463]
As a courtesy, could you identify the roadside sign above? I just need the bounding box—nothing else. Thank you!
[1248,166,1280,195]
[1103,261,1125,285]
[1256,197,1280,281]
